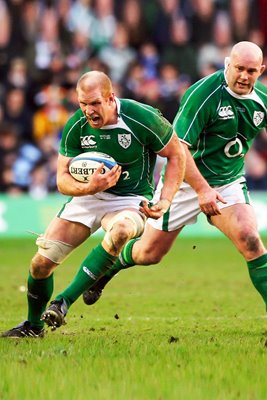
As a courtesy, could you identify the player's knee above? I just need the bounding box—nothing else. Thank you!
[105,220,134,251]
[113,220,133,241]
[31,253,56,279]
[106,211,145,238]
[104,211,145,251]
[239,230,262,253]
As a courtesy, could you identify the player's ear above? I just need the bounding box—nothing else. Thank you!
[260,64,266,76]
[224,57,230,69]
[107,92,115,105]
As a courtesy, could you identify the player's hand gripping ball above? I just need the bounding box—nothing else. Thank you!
[69,152,117,182]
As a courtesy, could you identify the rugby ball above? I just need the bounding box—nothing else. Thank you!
[69,152,116,182]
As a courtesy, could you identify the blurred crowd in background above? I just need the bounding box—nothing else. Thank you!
[0,0,267,198]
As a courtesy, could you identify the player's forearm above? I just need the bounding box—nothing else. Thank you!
[56,154,91,196]
[160,147,186,203]
[57,173,95,196]
[57,165,121,196]
[183,145,210,193]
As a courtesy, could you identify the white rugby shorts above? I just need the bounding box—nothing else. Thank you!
[148,177,252,232]
[58,192,147,234]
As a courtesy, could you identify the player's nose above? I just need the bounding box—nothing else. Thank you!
[240,70,249,80]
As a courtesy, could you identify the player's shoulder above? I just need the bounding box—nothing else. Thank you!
[63,109,86,135]
[118,98,172,138]
[187,70,225,96]
[179,71,225,113]
[65,108,85,125]
[119,98,164,121]
[254,79,267,98]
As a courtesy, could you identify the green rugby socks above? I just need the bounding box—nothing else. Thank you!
[105,238,138,278]
[247,253,267,310]
[56,244,116,306]
[87,239,139,292]
[27,273,54,329]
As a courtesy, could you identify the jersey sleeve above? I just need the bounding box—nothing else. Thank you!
[173,73,221,147]
[150,109,174,152]
[59,110,83,157]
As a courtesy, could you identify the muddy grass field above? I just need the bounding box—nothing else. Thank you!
[1,236,267,400]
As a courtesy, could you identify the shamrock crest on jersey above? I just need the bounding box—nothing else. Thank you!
[118,133,131,149]
[253,111,264,126]
[59,97,173,199]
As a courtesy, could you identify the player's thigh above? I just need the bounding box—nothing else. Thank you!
[211,203,257,238]
[44,217,91,247]
[133,223,182,264]
[210,204,265,256]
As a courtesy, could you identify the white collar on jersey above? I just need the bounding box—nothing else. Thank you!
[114,96,121,116]
[225,84,266,111]
[100,97,133,133]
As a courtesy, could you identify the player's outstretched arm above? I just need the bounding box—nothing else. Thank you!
[158,133,186,200]
[140,133,186,220]
[182,143,226,216]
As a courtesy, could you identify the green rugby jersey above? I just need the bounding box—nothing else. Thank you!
[173,70,267,185]
[59,97,173,199]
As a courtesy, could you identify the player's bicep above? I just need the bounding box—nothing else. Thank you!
[157,133,182,158]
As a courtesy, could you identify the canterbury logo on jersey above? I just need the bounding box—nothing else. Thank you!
[81,135,96,147]
[218,106,234,119]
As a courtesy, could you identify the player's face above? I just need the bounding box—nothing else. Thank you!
[226,54,265,95]
[77,87,115,128]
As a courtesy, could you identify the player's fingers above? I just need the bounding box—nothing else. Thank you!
[217,193,227,204]
[94,162,105,174]
[105,166,121,185]
[111,164,121,172]
[212,206,222,215]
[154,199,171,213]
[110,165,122,178]
[201,203,220,216]
[142,204,169,220]
[145,210,165,220]
[139,200,151,214]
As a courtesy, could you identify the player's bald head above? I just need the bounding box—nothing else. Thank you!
[77,71,113,97]
[230,41,263,65]
[225,41,265,95]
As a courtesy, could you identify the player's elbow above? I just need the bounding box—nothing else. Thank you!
[56,181,64,194]
[56,174,65,193]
